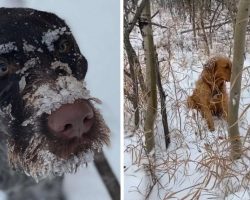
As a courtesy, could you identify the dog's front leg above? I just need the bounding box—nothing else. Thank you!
[200,102,215,131]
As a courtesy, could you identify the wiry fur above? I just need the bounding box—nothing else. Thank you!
[0,7,110,200]
[187,56,232,131]
[8,102,110,181]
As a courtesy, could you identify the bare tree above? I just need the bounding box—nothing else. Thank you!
[155,52,170,149]
[228,0,250,160]
[124,0,147,130]
[140,0,157,153]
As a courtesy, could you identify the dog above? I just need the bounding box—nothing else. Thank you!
[187,56,232,131]
[0,7,110,199]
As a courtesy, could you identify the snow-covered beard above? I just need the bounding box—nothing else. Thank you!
[8,106,109,182]
[6,75,110,182]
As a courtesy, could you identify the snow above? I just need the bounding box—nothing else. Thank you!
[0,42,17,54]
[0,191,6,200]
[233,98,236,106]
[19,76,26,92]
[17,57,39,74]
[64,162,111,200]
[23,40,36,52]
[42,27,69,51]
[8,132,97,182]
[124,5,250,200]
[226,190,250,200]
[2,104,14,121]
[51,61,72,74]
[22,76,91,122]
[29,148,94,183]
[0,0,120,200]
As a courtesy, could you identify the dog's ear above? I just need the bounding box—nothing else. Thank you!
[203,57,217,71]
[201,57,218,83]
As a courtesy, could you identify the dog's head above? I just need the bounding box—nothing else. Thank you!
[0,8,109,181]
[203,56,232,83]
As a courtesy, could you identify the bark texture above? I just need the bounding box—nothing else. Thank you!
[228,0,250,160]
[140,0,157,153]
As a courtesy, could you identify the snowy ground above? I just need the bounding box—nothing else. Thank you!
[1,1,120,200]
[124,8,250,200]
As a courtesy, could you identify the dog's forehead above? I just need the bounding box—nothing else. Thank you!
[0,7,67,31]
[0,8,71,52]
[0,8,87,86]
[216,58,231,68]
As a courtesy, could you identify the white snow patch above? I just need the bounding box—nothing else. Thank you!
[31,148,94,182]
[42,27,69,51]
[233,98,236,106]
[1,104,14,121]
[0,42,17,54]
[51,61,72,74]
[22,76,91,126]
[21,118,34,126]
[23,40,36,52]
[19,76,26,92]
[226,190,250,200]
[37,47,43,53]
[17,57,39,75]
[8,133,96,182]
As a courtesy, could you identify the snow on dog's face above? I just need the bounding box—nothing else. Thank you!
[0,8,110,181]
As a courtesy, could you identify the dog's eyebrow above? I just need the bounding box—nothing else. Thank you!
[0,42,18,54]
[41,27,70,51]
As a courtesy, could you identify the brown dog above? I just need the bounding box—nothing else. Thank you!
[187,56,232,131]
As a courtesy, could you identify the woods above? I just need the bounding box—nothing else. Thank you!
[124,0,250,199]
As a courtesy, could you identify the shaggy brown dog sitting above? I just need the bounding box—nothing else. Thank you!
[187,56,232,131]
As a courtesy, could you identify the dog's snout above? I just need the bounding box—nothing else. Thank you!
[48,100,94,139]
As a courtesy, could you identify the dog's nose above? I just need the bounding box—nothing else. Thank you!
[48,100,94,139]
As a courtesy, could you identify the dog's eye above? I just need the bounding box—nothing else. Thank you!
[58,39,71,53]
[0,59,9,77]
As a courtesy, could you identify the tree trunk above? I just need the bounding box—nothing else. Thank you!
[124,0,147,130]
[228,0,250,160]
[155,52,170,150]
[199,0,210,55]
[124,35,140,129]
[191,1,197,46]
[140,0,157,153]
